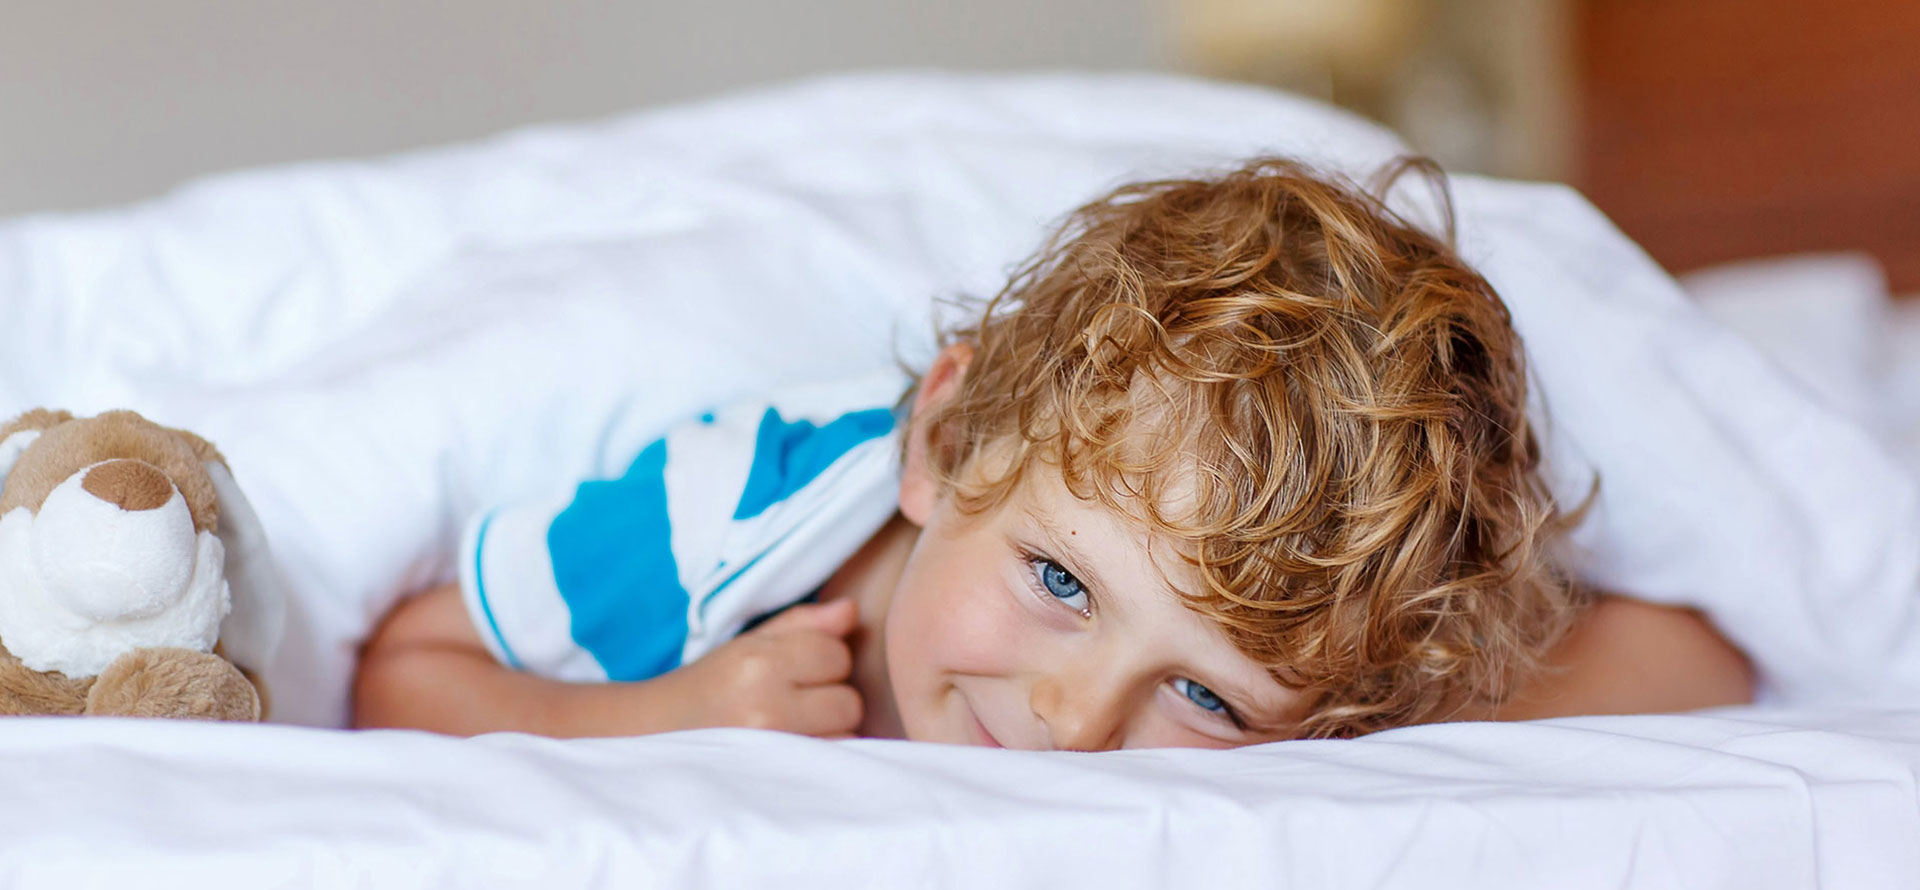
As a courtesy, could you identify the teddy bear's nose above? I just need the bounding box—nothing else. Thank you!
[81,459,174,512]
[32,459,197,623]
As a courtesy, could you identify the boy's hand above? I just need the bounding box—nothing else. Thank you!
[352,581,865,740]
[663,598,864,738]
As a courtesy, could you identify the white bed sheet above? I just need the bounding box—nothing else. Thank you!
[2,707,1918,888]
[2,71,1918,886]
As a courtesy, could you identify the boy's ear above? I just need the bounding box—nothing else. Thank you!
[899,343,973,526]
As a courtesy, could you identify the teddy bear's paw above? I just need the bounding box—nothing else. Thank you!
[0,640,89,716]
[84,647,261,722]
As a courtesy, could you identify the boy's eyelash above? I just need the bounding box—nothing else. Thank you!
[1214,691,1248,731]
[1015,546,1093,617]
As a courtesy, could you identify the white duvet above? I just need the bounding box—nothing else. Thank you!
[1,71,1917,887]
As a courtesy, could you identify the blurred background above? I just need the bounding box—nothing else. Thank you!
[4,0,1916,288]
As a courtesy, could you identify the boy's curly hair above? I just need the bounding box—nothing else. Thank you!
[920,156,1589,739]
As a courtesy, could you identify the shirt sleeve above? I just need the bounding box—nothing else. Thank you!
[458,430,734,684]
[456,373,904,684]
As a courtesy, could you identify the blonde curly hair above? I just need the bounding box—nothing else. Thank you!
[916,156,1590,739]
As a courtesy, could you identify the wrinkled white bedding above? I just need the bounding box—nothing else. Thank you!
[3,708,1918,887]
[2,71,1918,886]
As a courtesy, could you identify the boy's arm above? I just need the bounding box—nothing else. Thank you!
[1488,594,1756,722]
[351,582,863,738]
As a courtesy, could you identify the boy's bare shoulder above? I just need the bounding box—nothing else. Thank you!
[1485,595,1755,723]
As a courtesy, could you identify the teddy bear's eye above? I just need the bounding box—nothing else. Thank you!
[0,429,41,490]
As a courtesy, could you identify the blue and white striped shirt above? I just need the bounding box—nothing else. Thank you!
[457,374,906,683]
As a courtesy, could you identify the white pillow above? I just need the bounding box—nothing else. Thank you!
[1683,253,1890,436]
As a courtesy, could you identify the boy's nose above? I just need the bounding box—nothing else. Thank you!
[1028,668,1131,752]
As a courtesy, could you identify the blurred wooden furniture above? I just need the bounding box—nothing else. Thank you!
[1578,0,1920,290]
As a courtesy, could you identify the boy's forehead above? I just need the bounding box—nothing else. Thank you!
[1012,456,1206,597]
[948,368,1220,583]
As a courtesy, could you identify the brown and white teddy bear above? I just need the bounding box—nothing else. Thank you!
[0,409,282,720]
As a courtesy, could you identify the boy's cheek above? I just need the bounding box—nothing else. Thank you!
[888,562,1030,687]
[889,584,1034,744]
[928,579,1029,676]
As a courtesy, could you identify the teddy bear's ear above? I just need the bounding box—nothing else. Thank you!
[0,428,42,494]
[203,461,287,677]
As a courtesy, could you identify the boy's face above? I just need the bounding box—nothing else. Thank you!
[882,347,1306,750]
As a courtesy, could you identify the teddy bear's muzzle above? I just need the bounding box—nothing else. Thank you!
[30,459,197,622]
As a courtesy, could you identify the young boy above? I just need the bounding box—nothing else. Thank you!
[353,158,1753,747]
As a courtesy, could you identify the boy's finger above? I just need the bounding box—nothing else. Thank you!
[780,631,854,685]
[755,597,858,637]
[794,683,864,737]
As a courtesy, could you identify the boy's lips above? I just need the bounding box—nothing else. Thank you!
[965,702,1005,748]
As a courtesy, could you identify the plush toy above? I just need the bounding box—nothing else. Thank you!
[0,409,283,720]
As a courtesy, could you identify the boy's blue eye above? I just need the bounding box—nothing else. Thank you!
[1174,678,1227,714]
[1035,558,1090,613]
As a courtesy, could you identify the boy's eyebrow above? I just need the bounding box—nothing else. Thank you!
[1025,508,1186,620]
[1031,521,1115,600]
[1024,511,1130,610]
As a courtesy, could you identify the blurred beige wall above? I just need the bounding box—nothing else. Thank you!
[0,0,1172,216]
[1179,0,1574,179]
